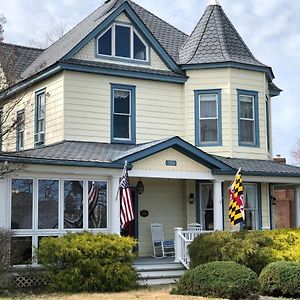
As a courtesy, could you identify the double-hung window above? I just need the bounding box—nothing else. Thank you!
[34,89,46,146]
[111,84,136,144]
[97,23,149,62]
[243,183,261,230]
[16,110,25,151]
[195,89,222,146]
[238,90,259,147]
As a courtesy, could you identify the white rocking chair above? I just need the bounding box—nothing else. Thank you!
[187,222,202,231]
[151,223,175,258]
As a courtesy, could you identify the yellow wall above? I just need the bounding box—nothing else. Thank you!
[2,72,64,151]
[185,68,270,160]
[63,71,184,143]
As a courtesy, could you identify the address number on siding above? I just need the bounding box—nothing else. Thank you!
[165,160,177,166]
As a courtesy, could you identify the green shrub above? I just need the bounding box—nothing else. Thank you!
[36,232,138,292]
[189,229,300,274]
[171,261,259,300]
[259,261,300,298]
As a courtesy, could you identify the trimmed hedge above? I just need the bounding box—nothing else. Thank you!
[171,261,259,300]
[259,261,300,298]
[36,232,138,292]
[189,229,300,274]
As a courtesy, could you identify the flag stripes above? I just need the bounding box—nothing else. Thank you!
[120,166,134,228]
[229,169,244,226]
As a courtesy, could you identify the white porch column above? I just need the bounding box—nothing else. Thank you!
[213,180,223,231]
[110,175,120,234]
[174,227,183,263]
[0,178,8,228]
[296,187,300,228]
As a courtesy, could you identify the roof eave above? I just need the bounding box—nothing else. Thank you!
[213,169,300,177]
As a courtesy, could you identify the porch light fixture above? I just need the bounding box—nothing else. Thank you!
[136,180,144,195]
[189,193,194,204]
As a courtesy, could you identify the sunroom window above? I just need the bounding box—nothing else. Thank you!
[97,24,148,61]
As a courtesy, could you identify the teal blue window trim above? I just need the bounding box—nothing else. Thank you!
[195,180,200,224]
[265,96,270,152]
[34,88,46,147]
[111,83,136,144]
[16,109,25,151]
[96,21,150,65]
[237,89,260,148]
[257,183,262,229]
[194,89,222,147]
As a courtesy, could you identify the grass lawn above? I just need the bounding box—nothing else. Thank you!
[1,286,224,300]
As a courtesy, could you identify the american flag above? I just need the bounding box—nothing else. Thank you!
[120,166,134,229]
[88,182,98,214]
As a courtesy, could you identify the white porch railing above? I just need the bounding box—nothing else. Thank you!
[174,227,212,269]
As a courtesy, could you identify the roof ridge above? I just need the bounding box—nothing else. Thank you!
[127,0,188,37]
[0,42,44,51]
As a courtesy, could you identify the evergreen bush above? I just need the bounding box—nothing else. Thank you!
[189,229,300,274]
[37,232,138,292]
[171,261,259,300]
[259,261,300,298]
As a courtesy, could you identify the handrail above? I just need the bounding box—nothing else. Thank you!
[174,228,212,269]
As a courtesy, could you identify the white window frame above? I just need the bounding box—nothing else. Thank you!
[199,182,214,231]
[16,110,25,151]
[96,23,149,62]
[9,177,109,266]
[243,183,259,230]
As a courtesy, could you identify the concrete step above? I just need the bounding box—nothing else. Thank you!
[138,269,185,279]
[134,262,184,272]
[138,277,179,286]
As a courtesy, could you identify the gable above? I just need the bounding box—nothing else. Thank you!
[74,12,170,71]
[132,148,212,173]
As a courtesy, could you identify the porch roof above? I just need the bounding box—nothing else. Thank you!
[0,137,300,178]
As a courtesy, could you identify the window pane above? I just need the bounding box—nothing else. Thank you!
[113,115,130,139]
[98,28,112,55]
[134,32,146,60]
[200,99,217,118]
[240,120,254,143]
[114,90,130,114]
[88,181,107,228]
[115,25,130,58]
[38,180,59,229]
[244,184,258,230]
[240,97,253,119]
[38,93,45,119]
[200,119,218,142]
[64,180,83,229]
[200,184,214,230]
[11,179,33,229]
[11,237,32,265]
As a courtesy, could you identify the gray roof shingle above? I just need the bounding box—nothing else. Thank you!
[0,43,43,83]
[21,0,188,79]
[179,4,267,67]
[214,156,300,177]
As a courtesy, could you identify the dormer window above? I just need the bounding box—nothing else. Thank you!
[97,24,148,62]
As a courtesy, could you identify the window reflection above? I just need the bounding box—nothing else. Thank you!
[88,181,107,228]
[11,237,32,265]
[11,179,33,229]
[38,180,59,229]
[64,180,83,229]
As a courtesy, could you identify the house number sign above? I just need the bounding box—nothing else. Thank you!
[165,160,177,166]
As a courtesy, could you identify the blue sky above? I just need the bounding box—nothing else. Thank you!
[1,0,299,163]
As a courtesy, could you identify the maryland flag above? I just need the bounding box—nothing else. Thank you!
[229,168,244,226]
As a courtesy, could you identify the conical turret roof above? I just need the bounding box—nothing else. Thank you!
[179,2,267,68]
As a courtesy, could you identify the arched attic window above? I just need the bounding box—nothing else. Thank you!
[97,23,149,62]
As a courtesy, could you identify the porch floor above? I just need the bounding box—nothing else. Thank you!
[134,256,175,265]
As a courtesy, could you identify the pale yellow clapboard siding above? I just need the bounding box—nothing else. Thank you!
[130,178,186,257]
[2,73,64,151]
[133,148,212,173]
[184,68,269,160]
[74,13,170,71]
[64,71,183,143]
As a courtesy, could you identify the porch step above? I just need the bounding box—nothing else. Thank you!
[134,259,186,286]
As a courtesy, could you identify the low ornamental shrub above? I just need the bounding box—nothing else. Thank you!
[259,261,300,298]
[36,232,138,292]
[171,261,259,300]
[189,229,300,274]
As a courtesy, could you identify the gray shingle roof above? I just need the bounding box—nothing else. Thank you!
[179,3,267,67]
[21,0,188,79]
[0,43,43,83]
[65,58,187,78]
[214,156,300,177]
